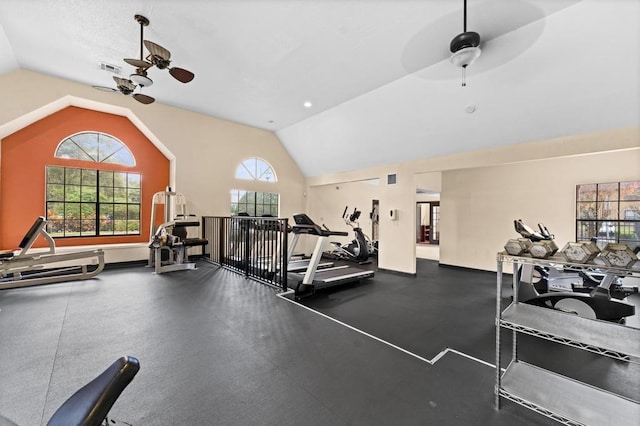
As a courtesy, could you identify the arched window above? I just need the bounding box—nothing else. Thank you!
[46,132,140,237]
[232,158,278,216]
[235,158,276,182]
[56,132,136,166]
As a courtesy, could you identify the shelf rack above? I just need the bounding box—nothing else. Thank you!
[495,252,640,426]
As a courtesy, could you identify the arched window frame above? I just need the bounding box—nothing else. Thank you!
[55,131,136,166]
[46,131,141,237]
[235,157,277,182]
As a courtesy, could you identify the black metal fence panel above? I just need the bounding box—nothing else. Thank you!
[202,216,288,291]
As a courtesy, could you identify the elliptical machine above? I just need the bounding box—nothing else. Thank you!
[327,206,370,264]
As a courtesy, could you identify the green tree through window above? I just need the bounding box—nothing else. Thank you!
[46,166,141,237]
[46,132,140,237]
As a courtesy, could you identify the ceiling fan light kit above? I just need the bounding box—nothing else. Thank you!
[449,0,482,86]
[93,14,195,104]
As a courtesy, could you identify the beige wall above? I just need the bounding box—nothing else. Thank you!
[305,128,640,274]
[2,71,638,272]
[440,149,640,271]
[298,179,381,255]
[0,70,306,261]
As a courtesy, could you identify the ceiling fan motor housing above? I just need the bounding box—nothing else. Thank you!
[450,31,481,53]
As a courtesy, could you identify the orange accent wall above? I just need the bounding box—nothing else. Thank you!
[0,106,170,249]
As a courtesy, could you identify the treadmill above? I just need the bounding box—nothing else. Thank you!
[289,214,374,296]
[287,221,334,273]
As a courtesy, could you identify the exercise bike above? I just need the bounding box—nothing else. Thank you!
[325,207,371,264]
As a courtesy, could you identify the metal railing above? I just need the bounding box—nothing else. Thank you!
[202,216,288,290]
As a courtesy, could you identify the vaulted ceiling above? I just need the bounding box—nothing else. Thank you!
[0,0,638,177]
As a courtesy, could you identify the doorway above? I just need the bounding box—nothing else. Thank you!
[416,201,440,245]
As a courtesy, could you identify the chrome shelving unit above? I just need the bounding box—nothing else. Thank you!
[495,253,640,426]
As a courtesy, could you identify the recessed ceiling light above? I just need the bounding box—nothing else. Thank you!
[303,101,312,108]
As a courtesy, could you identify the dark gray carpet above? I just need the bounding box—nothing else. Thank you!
[0,260,614,425]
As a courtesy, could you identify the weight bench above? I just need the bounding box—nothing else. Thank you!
[48,356,140,426]
[0,356,139,426]
[0,217,105,290]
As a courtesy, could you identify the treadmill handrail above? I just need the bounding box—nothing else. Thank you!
[291,224,348,237]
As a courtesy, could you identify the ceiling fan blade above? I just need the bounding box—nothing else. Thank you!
[113,76,136,94]
[144,40,171,61]
[92,85,119,92]
[124,58,153,69]
[169,67,195,83]
[132,93,155,104]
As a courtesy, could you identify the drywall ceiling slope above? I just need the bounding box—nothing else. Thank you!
[277,0,640,177]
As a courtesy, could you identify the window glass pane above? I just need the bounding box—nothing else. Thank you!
[99,170,114,187]
[128,174,141,188]
[65,168,81,185]
[47,184,65,201]
[620,201,640,220]
[81,186,97,202]
[66,220,81,236]
[618,221,640,242]
[56,141,94,161]
[81,203,96,220]
[81,219,96,236]
[114,220,127,234]
[114,188,127,203]
[128,188,141,203]
[127,220,140,234]
[128,205,140,220]
[99,187,113,202]
[65,203,80,220]
[97,134,122,160]
[82,169,97,186]
[236,164,254,180]
[65,185,81,201]
[246,192,255,203]
[597,182,618,202]
[597,201,618,220]
[576,202,596,220]
[47,219,64,237]
[597,221,617,240]
[47,202,65,221]
[69,133,99,160]
[114,204,127,220]
[113,172,128,188]
[620,181,640,201]
[47,166,65,184]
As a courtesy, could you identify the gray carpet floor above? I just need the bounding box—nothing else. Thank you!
[0,260,635,425]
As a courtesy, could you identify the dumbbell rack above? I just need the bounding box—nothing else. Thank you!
[495,252,640,426]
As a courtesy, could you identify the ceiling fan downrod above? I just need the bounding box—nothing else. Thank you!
[449,0,481,87]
